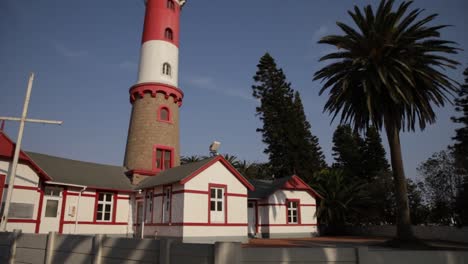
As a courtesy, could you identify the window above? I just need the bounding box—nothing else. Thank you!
[155,148,173,170]
[164,28,173,40]
[145,191,153,223]
[162,186,171,223]
[8,203,34,219]
[209,186,225,223]
[158,106,170,122]
[45,200,59,217]
[287,200,299,224]
[167,0,175,10]
[96,193,113,222]
[44,186,62,197]
[210,188,223,212]
[162,63,171,76]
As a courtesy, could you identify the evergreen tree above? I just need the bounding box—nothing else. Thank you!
[451,68,468,225]
[252,53,326,180]
[331,125,364,179]
[362,127,390,181]
[451,68,468,173]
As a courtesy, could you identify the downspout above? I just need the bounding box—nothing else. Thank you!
[74,186,87,234]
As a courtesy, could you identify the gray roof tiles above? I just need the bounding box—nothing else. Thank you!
[26,151,134,191]
[136,156,218,189]
[247,176,293,199]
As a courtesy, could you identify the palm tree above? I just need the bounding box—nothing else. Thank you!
[312,169,369,234]
[314,0,459,241]
[180,155,206,164]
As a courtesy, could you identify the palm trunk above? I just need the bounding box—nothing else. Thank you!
[384,123,415,241]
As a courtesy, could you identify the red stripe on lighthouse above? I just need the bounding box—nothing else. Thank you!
[142,0,181,47]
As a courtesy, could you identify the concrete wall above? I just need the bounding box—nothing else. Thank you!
[2,232,468,264]
[345,225,468,244]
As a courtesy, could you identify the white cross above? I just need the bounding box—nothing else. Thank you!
[0,73,63,231]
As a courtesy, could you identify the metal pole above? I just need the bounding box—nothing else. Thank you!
[0,73,35,231]
[0,117,62,125]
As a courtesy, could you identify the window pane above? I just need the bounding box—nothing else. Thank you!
[217,201,222,211]
[210,201,215,211]
[293,216,297,223]
[97,212,102,220]
[156,150,163,169]
[210,189,215,198]
[164,151,171,169]
[98,193,104,201]
[45,200,59,217]
[105,204,111,212]
[160,108,169,121]
[217,189,222,198]
[97,204,103,212]
[106,194,112,201]
[104,213,111,221]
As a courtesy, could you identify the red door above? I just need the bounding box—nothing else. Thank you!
[0,174,5,205]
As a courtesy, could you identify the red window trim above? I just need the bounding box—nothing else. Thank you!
[94,191,117,223]
[208,183,227,224]
[157,105,172,124]
[286,199,301,225]
[152,145,174,171]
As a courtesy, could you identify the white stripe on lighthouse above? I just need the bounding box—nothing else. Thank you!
[137,40,179,87]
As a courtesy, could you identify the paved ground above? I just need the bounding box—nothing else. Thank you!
[244,236,468,250]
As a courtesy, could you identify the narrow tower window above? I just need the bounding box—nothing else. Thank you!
[165,28,173,40]
[162,63,171,76]
[167,0,175,10]
[158,106,171,122]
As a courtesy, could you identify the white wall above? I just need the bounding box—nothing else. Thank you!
[257,189,318,237]
[0,160,41,232]
[182,161,248,239]
[137,40,179,87]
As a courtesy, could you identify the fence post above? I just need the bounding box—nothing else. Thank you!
[214,242,241,264]
[7,229,21,264]
[45,231,56,264]
[93,234,104,264]
[356,247,369,264]
[159,238,174,264]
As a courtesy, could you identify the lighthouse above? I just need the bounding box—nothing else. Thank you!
[124,0,186,184]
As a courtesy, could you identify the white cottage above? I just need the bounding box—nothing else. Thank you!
[247,176,321,238]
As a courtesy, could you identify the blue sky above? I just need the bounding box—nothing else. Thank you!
[1,0,467,180]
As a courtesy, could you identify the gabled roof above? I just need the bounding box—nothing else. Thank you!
[26,152,133,191]
[0,131,51,180]
[248,175,322,199]
[137,155,255,190]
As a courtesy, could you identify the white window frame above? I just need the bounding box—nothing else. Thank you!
[96,192,113,222]
[210,187,224,212]
[287,200,299,224]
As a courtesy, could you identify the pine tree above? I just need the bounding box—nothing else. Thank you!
[452,68,468,172]
[331,125,364,179]
[451,68,468,225]
[252,53,326,179]
[362,126,390,181]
